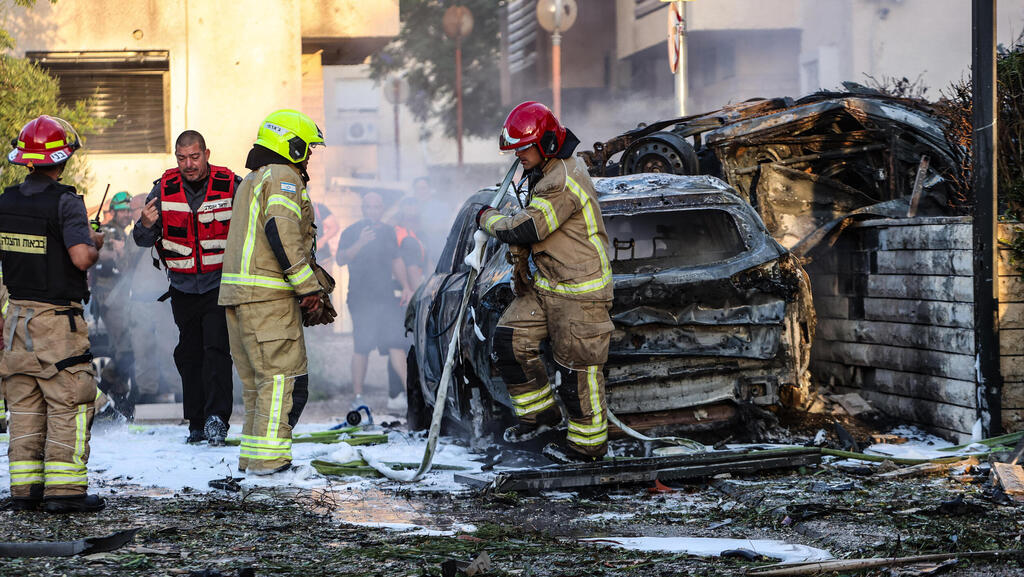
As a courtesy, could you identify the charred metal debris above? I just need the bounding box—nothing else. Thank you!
[579,87,966,256]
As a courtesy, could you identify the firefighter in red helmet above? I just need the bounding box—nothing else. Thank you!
[2,115,107,512]
[476,102,614,464]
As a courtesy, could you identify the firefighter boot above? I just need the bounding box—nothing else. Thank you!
[11,485,43,512]
[503,407,562,444]
[542,441,603,465]
[42,494,106,514]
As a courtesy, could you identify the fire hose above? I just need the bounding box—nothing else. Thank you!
[366,159,522,482]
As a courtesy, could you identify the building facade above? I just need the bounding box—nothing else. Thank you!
[7,0,399,207]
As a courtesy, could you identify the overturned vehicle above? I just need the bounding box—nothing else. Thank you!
[406,173,814,439]
[579,89,964,254]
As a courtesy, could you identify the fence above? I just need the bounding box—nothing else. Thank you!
[807,216,1022,442]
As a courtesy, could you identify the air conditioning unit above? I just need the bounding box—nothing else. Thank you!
[341,120,379,144]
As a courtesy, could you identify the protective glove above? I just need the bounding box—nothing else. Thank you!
[506,244,533,296]
[302,293,338,326]
[475,206,494,228]
[302,262,338,326]
[462,229,489,272]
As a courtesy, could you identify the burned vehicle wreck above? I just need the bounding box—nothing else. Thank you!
[579,89,963,254]
[405,174,814,439]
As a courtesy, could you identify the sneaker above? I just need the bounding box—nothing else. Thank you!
[204,415,228,447]
[186,429,206,444]
[95,399,128,425]
[42,494,106,513]
[386,392,407,412]
[351,394,366,410]
[542,442,602,465]
[247,462,292,476]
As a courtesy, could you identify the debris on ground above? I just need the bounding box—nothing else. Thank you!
[991,462,1024,503]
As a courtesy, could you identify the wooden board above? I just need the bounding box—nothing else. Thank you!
[817,363,976,409]
[991,462,1024,502]
[809,273,840,297]
[817,319,972,354]
[1002,409,1024,433]
[813,295,849,319]
[1001,355,1024,381]
[867,275,973,303]
[810,359,857,387]
[1000,329,1024,356]
[1001,303,1024,330]
[874,250,972,276]
[999,277,1024,303]
[812,341,975,381]
[864,298,973,328]
[854,389,975,434]
[874,224,971,251]
[1002,382,1024,410]
[870,368,977,409]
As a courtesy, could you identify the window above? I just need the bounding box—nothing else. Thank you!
[605,209,747,273]
[28,51,169,154]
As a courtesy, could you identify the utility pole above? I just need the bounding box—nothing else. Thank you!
[667,0,690,116]
[443,6,473,169]
[972,0,1002,437]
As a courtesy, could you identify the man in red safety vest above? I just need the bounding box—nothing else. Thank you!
[133,130,242,446]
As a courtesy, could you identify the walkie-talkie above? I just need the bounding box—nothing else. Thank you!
[91,184,110,232]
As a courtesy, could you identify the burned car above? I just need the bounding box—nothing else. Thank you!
[405,173,814,438]
[579,89,963,255]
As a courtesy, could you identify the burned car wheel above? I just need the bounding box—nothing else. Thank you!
[621,132,699,176]
[405,346,430,432]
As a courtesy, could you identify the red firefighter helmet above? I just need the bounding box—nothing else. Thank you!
[498,101,566,158]
[8,115,81,167]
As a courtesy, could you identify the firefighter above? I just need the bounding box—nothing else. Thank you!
[1,115,106,512]
[219,109,333,476]
[476,102,615,464]
[133,130,240,445]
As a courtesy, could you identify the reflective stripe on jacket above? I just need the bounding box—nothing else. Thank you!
[159,165,236,274]
[479,157,613,301]
[218,163,321,305]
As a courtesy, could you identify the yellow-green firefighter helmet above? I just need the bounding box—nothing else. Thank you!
[255,109,325,163]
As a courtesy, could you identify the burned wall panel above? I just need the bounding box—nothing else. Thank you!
[810,217,1024,442]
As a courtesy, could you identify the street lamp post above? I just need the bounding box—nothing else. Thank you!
[665,0,694,117]
[536,0,577,119]
[384,76,409,181]
[443,6,474,168]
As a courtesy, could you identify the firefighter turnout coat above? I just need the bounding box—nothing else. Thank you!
[219,163,321,473]
[477,156,615,457]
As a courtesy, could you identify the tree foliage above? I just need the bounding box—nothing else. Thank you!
[0,0,110,194]
[369,0,504,140]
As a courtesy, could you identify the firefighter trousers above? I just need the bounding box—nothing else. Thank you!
[1,300,96,498]
[225,297,309,473]
[493,290,614,457]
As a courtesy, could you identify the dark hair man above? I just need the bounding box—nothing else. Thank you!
[476,102,615,464]
[133,130,241,445]
[1,115,107,512]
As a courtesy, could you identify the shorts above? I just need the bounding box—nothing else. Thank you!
[350,297,406,355]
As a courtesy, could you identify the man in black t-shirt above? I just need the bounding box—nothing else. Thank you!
[336,192,413,408]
